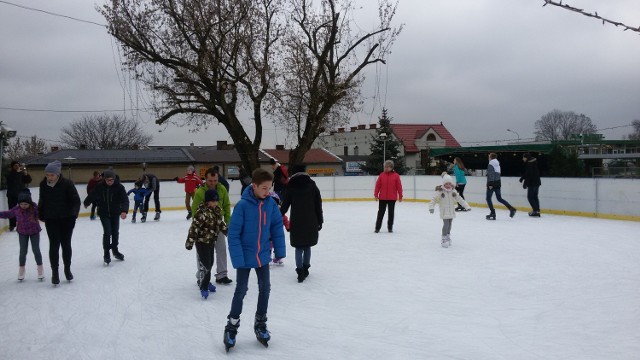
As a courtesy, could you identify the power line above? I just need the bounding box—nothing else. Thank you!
[0,106,149,113]
[0,0,105,27]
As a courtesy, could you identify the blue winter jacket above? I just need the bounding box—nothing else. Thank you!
[454,164,467,185]
[228,186,286,269]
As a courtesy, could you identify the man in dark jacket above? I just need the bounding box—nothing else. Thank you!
[520,153,542,217]
[83,169,130,264]
[38,160,81,285]
[5,160,32,231]
[280,164,323,283]
[141,173,161,222]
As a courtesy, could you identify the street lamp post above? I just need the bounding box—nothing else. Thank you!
[380,133,388,165]
[507,129,520,143]
[64,156,76,180]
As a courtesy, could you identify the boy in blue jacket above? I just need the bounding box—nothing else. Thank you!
[223,168,286,352]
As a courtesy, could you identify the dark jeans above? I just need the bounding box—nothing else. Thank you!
[143,184,161,214]
[19,233,43,266]
[486,187,513,212]
[7,194,17,229]
[90,203,97,217]
[196,242,214,291]
[527,185,540,212]
[132,201,143,218]
[100,215,121,250]
[456,184,466,199]
[228,265,271,319]
[295,247,311,268]
[45,217,76,268]
[375,200,396,231]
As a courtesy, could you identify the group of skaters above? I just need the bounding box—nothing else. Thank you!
[375,153,542,248]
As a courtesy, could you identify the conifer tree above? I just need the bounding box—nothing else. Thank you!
[361,108,407,175]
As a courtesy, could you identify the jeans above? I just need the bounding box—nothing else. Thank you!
[295,247,311,268]
[228,265,271,319]
[18,233,42,266]
[486,187,513,212]
[100,215,121,250]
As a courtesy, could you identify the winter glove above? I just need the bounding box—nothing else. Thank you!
[185,243,192,251]
[429,209,434,214]
[318,224,322,231]
[522,183,527,189]
[173,177,179,181]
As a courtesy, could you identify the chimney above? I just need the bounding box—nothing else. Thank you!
[357,124,366,130]
[216,140,227,149]
[338,128,345,133]
[369,124,377,129]
[350,127,357,132]
[275,144,285,150]
[51,146,60,152]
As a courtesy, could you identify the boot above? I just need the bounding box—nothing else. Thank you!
[186,212,192,220]
[486,210,496,220]
[131,216,136,223]
[154,212,161,221]
[104,249,111,265]
[302,264,310,280]
[447,234,452,247]
[112,247,125,261]
[37,265,44,280]
[51,267,60,285]
[441,235,449,248]
[223,317,240,352]
[140,212,147,223]
[18,266,25,281]
[509,207,517,218]
[254,314,270,347]
[64,265,73,281]
[296,268,305,283]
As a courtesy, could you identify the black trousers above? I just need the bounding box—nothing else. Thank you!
[143,183,161,214]
[45,217,76,268]
[7,194,17,229]
[196,242,214,291]
[100,215,121,250]
[527,185,540,212]
[375,200,396,231]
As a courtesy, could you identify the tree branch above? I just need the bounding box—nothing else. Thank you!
[542,0,640,34]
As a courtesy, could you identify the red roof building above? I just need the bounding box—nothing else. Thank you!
[390,123,461,153]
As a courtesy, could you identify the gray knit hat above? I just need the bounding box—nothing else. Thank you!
[103,169,116,179]
[44,160,62,176]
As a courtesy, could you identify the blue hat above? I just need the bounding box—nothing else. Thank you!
[205,189,219,202]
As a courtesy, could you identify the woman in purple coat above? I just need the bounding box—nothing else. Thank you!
[0,190,44,281]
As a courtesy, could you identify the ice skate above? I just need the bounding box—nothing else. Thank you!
[200,289,209,299]
[254,314,270,347]
[64,266,73,281]
[154,212,161,221]
[18,266,25,281]
[224,317,240,352]
[528,211,541,217]
[131,217,136,223]
[51,268,60,286]
[486,210,496,220]
[37,265,44,280]
[140,212,147,223]
[112,248,125,261]
[509,207,517,218]
[441,235,449,248]
[186,212,192,220]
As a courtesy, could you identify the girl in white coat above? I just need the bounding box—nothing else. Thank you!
[429,173,471,248]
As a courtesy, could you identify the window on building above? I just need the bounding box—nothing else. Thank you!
[354,145,359,155]
[344,146,348,156]
[426,134,436,141]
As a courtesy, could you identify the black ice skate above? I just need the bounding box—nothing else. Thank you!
[254,314,270,347]
[509,207,517,218]
[112,248,125,261]
[224,317,240,352]
[486,210,496,220]
[140,212,147,223]
[154,212,161,221]
[104,250,111,266]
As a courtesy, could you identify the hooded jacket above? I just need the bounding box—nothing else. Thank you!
[374,170,403,201]
[280,172,323,248]
[227,186,285,269]
[83,180,130,217]
[429,176,470,220]
[486,159,502,188]
[520,158,542,188]
[38,175,81,221]
[0,202,41,235]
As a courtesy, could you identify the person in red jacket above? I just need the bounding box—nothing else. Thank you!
[373,160,403,233]
[175,165,203,220]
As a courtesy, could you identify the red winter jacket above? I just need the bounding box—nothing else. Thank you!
[177,173,203,194]
[374,171,403,201]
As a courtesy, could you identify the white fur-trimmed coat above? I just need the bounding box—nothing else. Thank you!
[429,188,470,219]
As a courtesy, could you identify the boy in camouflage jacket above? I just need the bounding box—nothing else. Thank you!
[185,189,227,299]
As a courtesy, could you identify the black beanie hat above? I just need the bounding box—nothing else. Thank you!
[205,189,219,202]
[17,190,32,204]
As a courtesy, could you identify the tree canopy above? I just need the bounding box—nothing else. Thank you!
[361,108,406,175]
[5,135,49,162]
[59,114,152,149]
[101,0,401,173]
[534,109,597,141]
[627,119,640,140]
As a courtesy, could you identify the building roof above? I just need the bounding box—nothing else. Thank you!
[261,148,343,164]
[23,148,194,166]
[390,123,461,153]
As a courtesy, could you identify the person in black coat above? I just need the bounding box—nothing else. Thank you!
[38,160,81,285]
[280,164,323,283]
[519,153,542,217]
[83,169,130,264]
[141,173,161,221]
[5,161,32,231]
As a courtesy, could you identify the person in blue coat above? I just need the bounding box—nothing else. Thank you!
[223,168,285,351]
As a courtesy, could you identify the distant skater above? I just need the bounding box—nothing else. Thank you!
[429,173,471,248]
[485,153,516,220]
[373,160,403,233]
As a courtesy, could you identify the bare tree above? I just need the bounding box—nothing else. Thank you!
[59,114,152,149]
[542,1,640,34]
[628,119,640,140]
[100,0,401,172]
[534,109,597,141]
[5,135,49,161]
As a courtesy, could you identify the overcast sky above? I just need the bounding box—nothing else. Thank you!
[1,0,639,148]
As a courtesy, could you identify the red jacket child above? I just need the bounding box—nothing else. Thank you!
[176,167,203,194]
